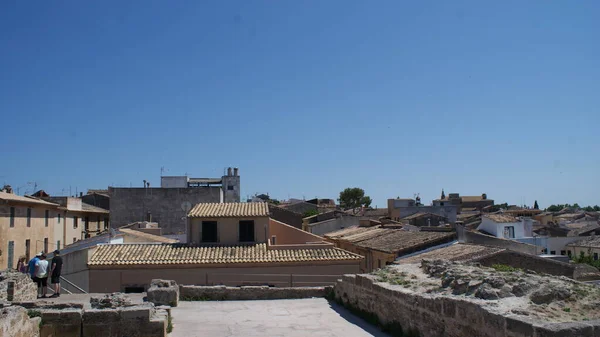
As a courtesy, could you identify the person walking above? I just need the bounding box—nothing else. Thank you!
[34,254,49,298]
[49,250,63,298]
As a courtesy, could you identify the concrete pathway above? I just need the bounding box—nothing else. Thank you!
[169,298,389,337]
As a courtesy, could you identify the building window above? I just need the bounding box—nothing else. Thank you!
[550,251,556,255]
[503,226,515,239]
[542,248,547,254]
[560,250,566,256]
[44,238,48,253]
[567,250,572,257]
[85,216,89,231]
[26,208,31,227]
[57,213,61,223]
[440,202,444,206]
[9,207,15,227]
[57,240,61,250]
[97,216,100,231]
[45,210,49,227]
[73,216,78,229]
[201,221,218,243]
[73,238,77,243]
[25,239,30,261]
[7,241,14,269]
[238,220,255,242]
[595,253,599,261]
[227,185,234,191]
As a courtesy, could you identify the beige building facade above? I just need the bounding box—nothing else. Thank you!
[0,191,110,271]
[0,192,61,269]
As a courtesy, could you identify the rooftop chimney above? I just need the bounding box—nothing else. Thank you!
[482,193,487,200]
[233,167,239,176]
[227,167,233,176]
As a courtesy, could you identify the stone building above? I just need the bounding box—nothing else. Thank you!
[44,196,110,243]
[324,225,456,272]
[73,203,362,292]
[387,197,458,224]
[109,167,241,235]
[0,191,61,269]
[433,191,494,211]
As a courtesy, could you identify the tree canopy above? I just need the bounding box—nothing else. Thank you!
[546,204,600,212]
[338,187,372,213]
[533,200,539,210]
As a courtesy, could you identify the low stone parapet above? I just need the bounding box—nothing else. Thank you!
[180,285,329,301]
[147,279,179,307]
[0,270,37,302]
[0,306,41,337]
[37,303,167,337]
[333,273,600,337]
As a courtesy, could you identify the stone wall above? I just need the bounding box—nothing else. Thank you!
[475,250,600,280]
[0,271,37,302]
[457,225,542,255]
[109,187,221,234]
[38,303,167,337]
[0,306,41,337]
[333,273,600,337]
[180,285,328,301]
[268,205,303,229]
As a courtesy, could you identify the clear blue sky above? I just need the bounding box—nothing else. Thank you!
[1,1,598,208]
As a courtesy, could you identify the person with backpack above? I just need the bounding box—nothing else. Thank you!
[34,254,49,298]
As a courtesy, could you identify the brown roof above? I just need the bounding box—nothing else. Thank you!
[401,212,446,220]
[0,192,60,207]
[118,228,179,243]
[81,202,110,214]
[483,214,519,223]
[188,203,269,218]
[567,236,600,248]
[88,243,362,266]
[323,226,375,240]
[325,225,456,254]
[397,243,504,264]
[354,231,455,254]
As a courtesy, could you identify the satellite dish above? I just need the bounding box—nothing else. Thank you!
[181,201,192,212]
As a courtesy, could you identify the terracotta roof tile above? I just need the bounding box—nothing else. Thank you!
[484,214,519,223]
[118,228,179,244]
[397,243,504,264]
[0,192,60,206]
[88,243,362,266]
[188,203,269,218]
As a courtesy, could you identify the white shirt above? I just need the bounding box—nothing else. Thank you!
[35,260,49,278]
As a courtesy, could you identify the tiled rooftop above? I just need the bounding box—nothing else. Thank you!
[88,243,362,266]
[80,202,110,213]
[188,202,269,218]
[483,214,519,223]
[567,236,600,248]
[0,192,60,206]
[397,243,504,264]
[355,231,455,254]
[118,228,179,243]
[324,226,456,254]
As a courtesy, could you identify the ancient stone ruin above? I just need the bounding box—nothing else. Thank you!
[333,259,600,336]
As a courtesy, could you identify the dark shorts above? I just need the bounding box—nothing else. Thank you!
[34,277,47,288]
[51,275,60,284]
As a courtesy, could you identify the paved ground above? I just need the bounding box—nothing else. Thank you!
[169,298,389,337]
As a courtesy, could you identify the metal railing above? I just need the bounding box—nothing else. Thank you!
[60,276,88,294]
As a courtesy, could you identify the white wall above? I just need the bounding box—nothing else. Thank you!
[160,176,188,188]
[478,218,527,239]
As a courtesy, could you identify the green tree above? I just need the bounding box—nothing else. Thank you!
[303,209,319,218]
[338,187,372,214]
[533,200,539,210]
